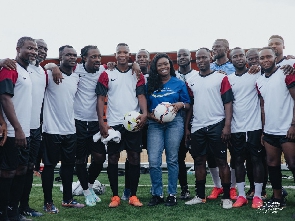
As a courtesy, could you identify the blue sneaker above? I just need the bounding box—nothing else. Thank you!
[62,199,85,208]
[85,194,96,206]
[43,203,59,214]
[121,188,131,201]
[89,188,101,202]
[20,207,43,217]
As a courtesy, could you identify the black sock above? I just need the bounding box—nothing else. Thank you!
[0,177,13,220]
[129,164,140,196]
[107,163,118,196]
[124,160,130,189]
[88,162,103,184]
[19,169,33,210]
[221,183,231,199]
[195,180,206,199]
[268,166,282,190]
[8,175,26,219]
[60,164,74,202]
[41,165,55,204]
[76,163,88,190]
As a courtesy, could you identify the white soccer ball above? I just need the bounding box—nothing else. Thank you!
[123,111,141,132]
[154,102,176,123]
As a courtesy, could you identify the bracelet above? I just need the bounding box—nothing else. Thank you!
[182,102,185,109]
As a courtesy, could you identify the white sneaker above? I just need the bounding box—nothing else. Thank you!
[185,196,206,205]
[85,194,96,207]
[221,199,233,209]
[90,188,101,203]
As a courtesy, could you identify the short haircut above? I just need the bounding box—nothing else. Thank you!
[117,43,129,47]
[196,47,211,53]
[246,48,259,57]
[230,47,244,58]
[214,39,229,48]
[259,46,276,55]
[269,35,284,44]
[136,49,150,58]
[80,45,98,57]
[17,36,35,48]
[59,45,73,56]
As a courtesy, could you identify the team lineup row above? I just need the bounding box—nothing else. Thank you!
[0,35,294,221]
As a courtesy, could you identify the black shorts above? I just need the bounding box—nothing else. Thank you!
[231,129,263,157]
[190,120,227,160]
[263,133,295,148]
[75,119,100,161]
[0,137,30,171]
[97,124,142,156]
[29,127,41,165]
[42,133,77,166]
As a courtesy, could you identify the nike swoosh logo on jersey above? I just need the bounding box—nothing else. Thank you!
[259,86,263,89]
[190,84,194,86]
[23,77,26,79]
[111,79,116,81]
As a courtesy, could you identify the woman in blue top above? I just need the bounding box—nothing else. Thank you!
[146,53,190,206]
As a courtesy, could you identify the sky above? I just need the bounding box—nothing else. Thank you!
[0,0,294,59]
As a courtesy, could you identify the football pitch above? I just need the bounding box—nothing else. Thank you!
[29,171,295,221]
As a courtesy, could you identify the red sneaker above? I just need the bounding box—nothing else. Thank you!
[207,187,223,199]
[109,196,120,208]
[233,196,248,207]
[252,196,263,209]
[230,188,238,200]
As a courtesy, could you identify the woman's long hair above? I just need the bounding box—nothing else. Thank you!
[147,53,176,95]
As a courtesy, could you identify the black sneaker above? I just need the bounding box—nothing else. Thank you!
[165,195,177,206]
[246,189,254,200]
[180,186,190,200]
[258,198,286,213]
[20,207,43,217]
[148,195,164,206]
[9,214,32,221]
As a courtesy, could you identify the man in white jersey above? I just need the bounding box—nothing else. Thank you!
[227,48,264,209]
[121,49,150,201]
[208,39,237,200]
[175,48,197,200]
[185,48,233,209]
[42,45,84,214]
[0,37,37,221]
[96,43,147,208]
[268,35,295,69]
[256,47,295,209]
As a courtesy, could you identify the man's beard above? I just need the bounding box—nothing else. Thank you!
[262,62,276,73]
[179,60,191,69]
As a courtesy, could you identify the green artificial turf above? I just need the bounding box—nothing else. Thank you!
[28,171,295,221]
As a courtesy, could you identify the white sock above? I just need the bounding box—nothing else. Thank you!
[236,182,245,198]
[209,167,221,188]
[83,189,91,196]
[254,182,263,198]
[231,168,236,188]
[88,183,93,189]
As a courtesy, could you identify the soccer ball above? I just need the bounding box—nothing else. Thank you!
[154,102,176,123]
[123,111,141,132]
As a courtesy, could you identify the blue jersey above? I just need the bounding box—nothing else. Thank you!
[210,61,235,75]
[147,76,190,113]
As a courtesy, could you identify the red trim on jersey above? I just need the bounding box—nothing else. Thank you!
[186,82,193,97]
[98,71,109,88]
[45,70,48,87]
[0,68,18,84]
[285,74,295,86]
[136,73,145,87]
[255,84,261,95]
[220,76,231,95]
[103,64,107,69]
[73,64,77,72]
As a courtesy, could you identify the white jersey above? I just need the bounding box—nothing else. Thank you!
[42,70,79,135]
[0,64,32,137]
[228,71,262,133]
[96,67,145,126]
[256,68,295,135]
[74,63,106,121]
[276,57,295,67]
[28,64,47,129]
[175,69,198,82]
[186,71,233,133]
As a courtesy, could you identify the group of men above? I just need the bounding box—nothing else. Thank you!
[0,34,294,220]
